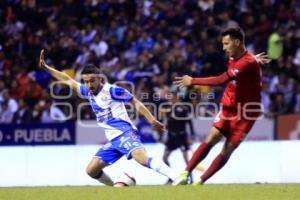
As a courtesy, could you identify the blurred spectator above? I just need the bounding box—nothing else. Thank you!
[78,99,96,121]
[0,80,6,96]
[10,80,20,100]
[40,99,67,123]
[269,72,294,105]
[12,98,33,123]
[16,68,30,97]
[89,34,109,57]
[293,47,300,67]
[261,81,271,114]
[0,89,18,113]
[254,13,271,51]
[269,92,289,117]
[134,31,155,54]
[23,78,43,107]
[0,51,12,78]
[267,27,283,60]
[294,84,300,113]
[198,0,215,12]
[0,100,14,123]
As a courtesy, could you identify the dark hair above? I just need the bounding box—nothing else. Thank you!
[221,27,245,42]
[81,64,101,75]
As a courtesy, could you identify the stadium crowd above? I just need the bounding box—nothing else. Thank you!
[0,0,300,124]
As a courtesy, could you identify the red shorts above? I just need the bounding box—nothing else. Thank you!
[212,109,257,146]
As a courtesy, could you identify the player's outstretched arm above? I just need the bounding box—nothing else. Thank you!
[39,49,80,93]
[131,97,166,134]
[174,72,230,88]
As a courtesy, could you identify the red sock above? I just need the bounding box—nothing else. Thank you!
[186,142,211,173]
[200,154,229,183]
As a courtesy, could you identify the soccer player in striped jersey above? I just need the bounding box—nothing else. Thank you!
[39,49,177,186]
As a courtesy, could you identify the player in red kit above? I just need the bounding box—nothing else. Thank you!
[172,27,271,185]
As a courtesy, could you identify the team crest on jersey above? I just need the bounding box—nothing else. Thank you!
[100,89,110,101]
[102,89,109,95]
[231,69,239,77]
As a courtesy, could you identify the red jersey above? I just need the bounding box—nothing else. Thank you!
[191,51,262,114]
[223,51,262,108]
[190,51,262,141]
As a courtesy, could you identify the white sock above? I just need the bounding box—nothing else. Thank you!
[97,171,114,186]
[146,157,177,180]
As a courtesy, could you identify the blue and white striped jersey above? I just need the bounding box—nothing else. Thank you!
[80,83,137,141]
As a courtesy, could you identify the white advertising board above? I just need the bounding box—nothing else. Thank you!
[0,141,299,186]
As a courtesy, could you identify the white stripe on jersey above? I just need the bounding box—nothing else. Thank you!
[80,83,137,141]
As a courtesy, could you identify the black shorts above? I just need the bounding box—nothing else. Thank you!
[166,131,189,151]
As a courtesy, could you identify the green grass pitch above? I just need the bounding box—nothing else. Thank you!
[1,184,299,200]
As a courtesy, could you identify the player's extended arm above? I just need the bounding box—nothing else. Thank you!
[174,72,230,87]
[191,72,230,85]
[39,49,80,93]
[131,97,166,134]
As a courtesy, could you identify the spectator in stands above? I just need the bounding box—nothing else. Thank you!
[12,98,33,123]
[0,89,18,113]
[269,92,289,116]
[267,27,284,60]
[40,99,67,123]
[23,78,43,108]
[0,80,5,96]
[293,84,300,113]
[0,100,14,123]
[261,81,271,116]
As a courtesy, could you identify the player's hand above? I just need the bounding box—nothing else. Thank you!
[151,120,166,134]
[173,75,192,88]
[255,52,271,65]
[39,49,48,69]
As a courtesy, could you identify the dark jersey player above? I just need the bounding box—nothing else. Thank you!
[162,93,194,167]
[173,27,271,185]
